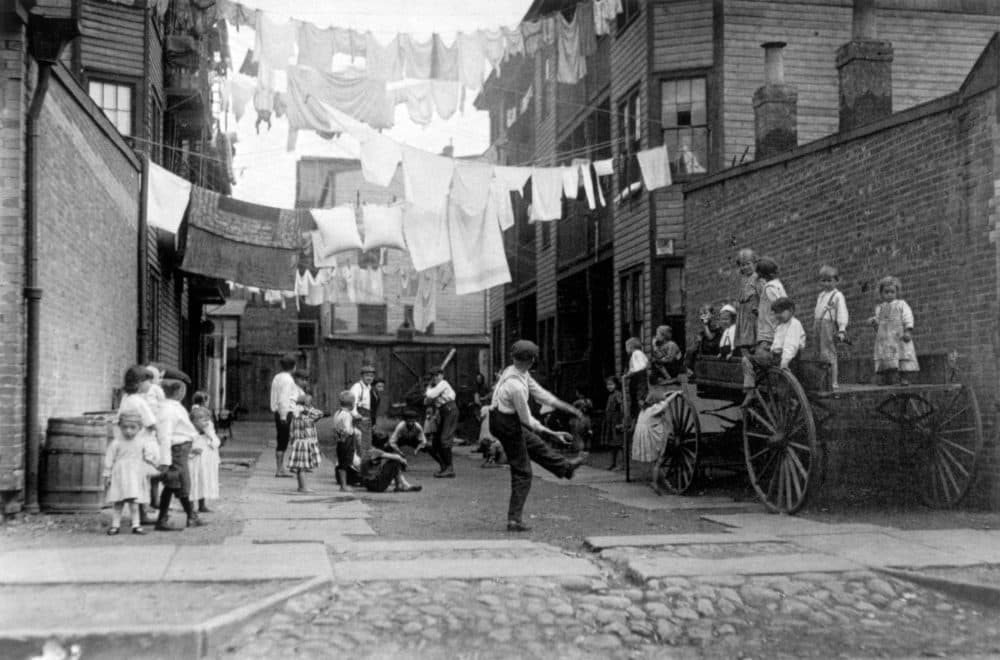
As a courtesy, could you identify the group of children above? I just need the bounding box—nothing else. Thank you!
[102,365,221,535]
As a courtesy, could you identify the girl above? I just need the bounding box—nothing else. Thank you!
[814,265,849,389]
[734,248,761,355]
[630,393,678,495]
[623,337,649,424]
[717,304,738,358]
[332,391,361,491]
[103,411,159,535]
[286,390,325,494]
[755,256,787,352]
[119,364,160,526]
[603,376,625,470]
[869,276,919,385]
[649,326,683,387]
[189,407,221,512]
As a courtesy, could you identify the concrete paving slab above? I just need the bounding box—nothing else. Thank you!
[584,533,781,550]
[593,483,758,511]
[165,544,332,581]
[880,530,1000,563]
[0,546,176,584]
[700,513,885,536]
[334,539,552,554]
[333,557,600,582]
[239,502,371,519]
[790,532,985,568]
[625,553,863,580]
[240,517,375,541]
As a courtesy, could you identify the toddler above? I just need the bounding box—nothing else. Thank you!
[286,389,325,494]
[869,275,919,385]
[118,364,160,525]
[188,407,220,513]
[741,297,806,404]
[102,411,160,535]
[570,388,594,453]
[717,304,737,358]
[814,265,849,388]
[332,391,362,491]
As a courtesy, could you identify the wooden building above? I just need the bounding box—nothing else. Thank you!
[478,0,1000,402]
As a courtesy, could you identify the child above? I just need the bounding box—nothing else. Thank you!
[741,297,805,404]
[734,248,761,355]
[814,265,849,389]
[332,391,362,492]
[156,379,205,531]
[119,364,160,525]
[359,433,422,493]
[477,405,506,467]
[188,407,220,513]
[286,390,325,494]
[623,337,649,423]
[650,326,683,385]
[630,393,678,495]
[570,388,594,453]
[869,275,919,385]
[603,376,625,470]
[102,411,160,535]
[717,304,737,358]
[755,256,787,356]
[388,408,429,455]
[685,305,721,374]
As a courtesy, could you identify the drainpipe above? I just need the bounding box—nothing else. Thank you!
[24,13,81,513]
[137,155,149,363]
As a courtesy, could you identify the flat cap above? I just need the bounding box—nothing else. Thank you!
[360,364,376,374]
[428,366,443,375]
[511,340,539,360]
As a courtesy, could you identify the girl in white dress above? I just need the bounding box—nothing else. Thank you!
[189,407,221,512]
[869,276,919,385]
[103,411,159,535]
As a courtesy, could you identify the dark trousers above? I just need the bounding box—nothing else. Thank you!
[431,401,458,469]
[490,410,572,523]
[159,442,193,521]
[274,412,292,451]
[363,460,402,492]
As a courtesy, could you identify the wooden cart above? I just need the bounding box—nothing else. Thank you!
[650,353,984,514]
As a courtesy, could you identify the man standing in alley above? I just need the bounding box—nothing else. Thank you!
[350,364,376,453]
[269,353,298,478]
[424,366,458,478]
[489,340,585,532]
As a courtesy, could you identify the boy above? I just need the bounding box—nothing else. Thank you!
[741,297,805,405]
[424,366,458,478]
[332,391,362,492]
[360,434,423,493]
[387,408,429,455]
[155,379,206,531]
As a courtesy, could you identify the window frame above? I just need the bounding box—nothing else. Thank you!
[615,0,641,34]
[657,71,710,180]
[619,267,644,346]
[617,85,642,202]
[296,319,319,348]
[87,76,136,137]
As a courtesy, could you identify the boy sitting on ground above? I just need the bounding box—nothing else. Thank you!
[360,434,423,493]
[741,296,806,406]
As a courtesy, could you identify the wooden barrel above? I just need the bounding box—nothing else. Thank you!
[40,417,112,512]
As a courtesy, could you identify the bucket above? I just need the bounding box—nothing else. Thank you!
[40,417,112,512]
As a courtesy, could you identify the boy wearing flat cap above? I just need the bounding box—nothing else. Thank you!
[424,365,459,478]
[489,340,585,532]
[350,364,377,453]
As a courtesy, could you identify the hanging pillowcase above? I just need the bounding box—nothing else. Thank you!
[362,203,406,251]
[310,206,362,257]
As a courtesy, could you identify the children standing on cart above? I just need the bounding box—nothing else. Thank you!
[741,296,806,404]
[814,265,849,389]
[869,275,919,385]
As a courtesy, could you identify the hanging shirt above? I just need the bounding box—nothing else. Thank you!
[456,31,486,92]
[482,29,506,72]
[572,159,596,210]
[413,268,438,332]
[430,81,461,120]
[399,33,433,79]
[395,82,435,125]
[577,1,597,57]
[402,146,455,214]
[521,20,543,56]
[254,12,297,71]
[431,33,459,80]
[636,144,673,191]
[297,23,335,71]
[556,11,586,84]
[365,33,403,81]
[529,167,563,222]
[502,25,524,59]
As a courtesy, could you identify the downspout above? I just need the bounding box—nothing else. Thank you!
[137,5,151,364]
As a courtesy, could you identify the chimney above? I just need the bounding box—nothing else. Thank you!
[836,0,893,132]
[752,42,798,159]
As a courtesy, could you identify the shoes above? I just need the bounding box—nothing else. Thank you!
[155,521,182,532]
[275,472,293,478]
[395,485,423,492]
[198,506,211,513]
[106,527,120,536]
[187,516,207,528]
[140,516,159,526]
[131,526,146,535]
[433,468,456,478]
[564,457,584,480]
[506,521,532,532]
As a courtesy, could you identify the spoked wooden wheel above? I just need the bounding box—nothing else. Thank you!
[742,368,818,514]
[895,386,983,508]
[656,393,701,494]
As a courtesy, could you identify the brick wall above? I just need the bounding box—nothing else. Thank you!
[685,67,1000,505]
[35,69,140,423]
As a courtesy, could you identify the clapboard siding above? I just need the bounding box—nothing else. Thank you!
[723,0,1000,165]
[534,46,559,320]
[80,0,145,78]
[652,1,714,71]
[654,189,685,251]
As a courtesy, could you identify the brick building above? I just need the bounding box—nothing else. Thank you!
[0,0,227,513]
[478,0,1000,401]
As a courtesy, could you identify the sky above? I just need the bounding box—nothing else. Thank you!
[226,0,533,208]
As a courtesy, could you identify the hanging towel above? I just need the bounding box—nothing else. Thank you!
[413,268,438,332]
[487,165,532,230]
[360,131,401,187]
[561,164,579,200]
[395,82,435,125]
[399,33,433,79]
[521,20,543,56]
[451,161,495,216]
[593,158,614,176]
[254,13,297,71]
[310,206,363,256]
[447,200,511,295]
[529,167,563,222]
[297,23,335,71]
[431,33,459,80]
[456,31,486,92]
[430,80,461,120]
[402,203,451,272]
[578,1,597,56]
[502,25,524,60]
[402,145,455,214]
[482,29,506,72]
[286,66,394,130]
[362,204,406,251]
[594,0,615,36]
[146,161,192,234]
[311,231,340,268]
[556,12,586,84]
[572,158,596,210]
[365,33,403,81]
[636,144,673,191]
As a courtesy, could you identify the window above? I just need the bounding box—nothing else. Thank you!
[618,87,642,195]
[616,0,641,33]
[357,304,387,335]
[296,320,318,347]
[661,77,708,176]
[88,79,134,136]
[620,269,644,344]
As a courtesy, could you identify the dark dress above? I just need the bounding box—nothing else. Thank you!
[602,391,624,448]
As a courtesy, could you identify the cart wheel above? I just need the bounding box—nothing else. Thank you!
[656,393,701,494]
[911,386,983,508]
[742,368,818,514]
